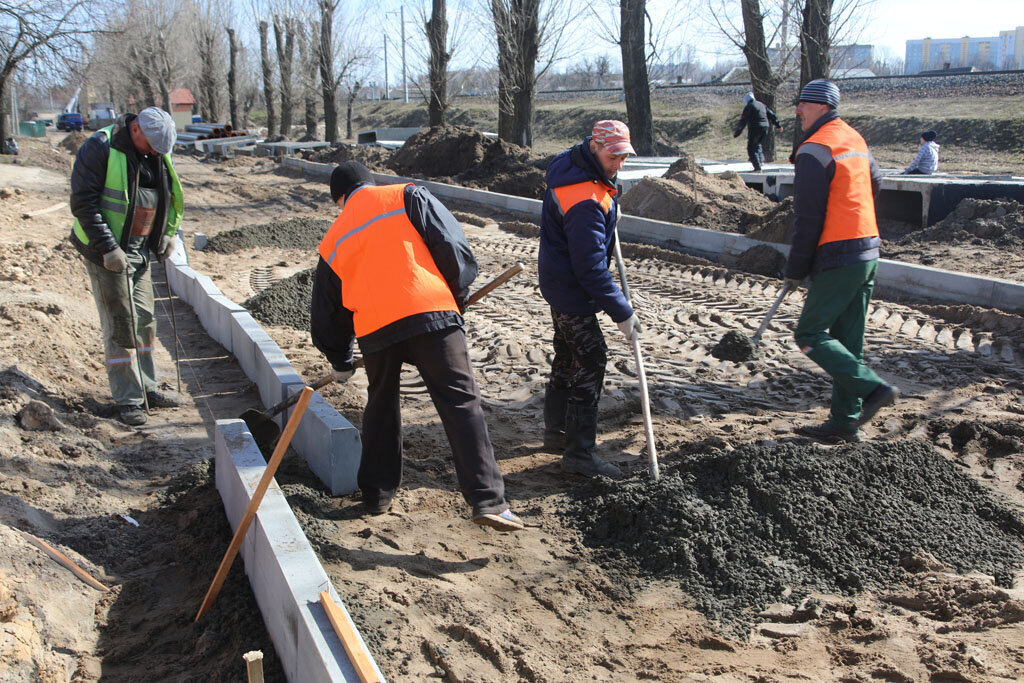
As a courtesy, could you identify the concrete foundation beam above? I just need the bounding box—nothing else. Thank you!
[214,419,384,682]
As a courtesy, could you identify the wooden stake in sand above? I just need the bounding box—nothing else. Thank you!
[17,529,108,591]
[22,201,68,219]
[243,650,264,683]
[319,591,381,683]
[195,386,314,621]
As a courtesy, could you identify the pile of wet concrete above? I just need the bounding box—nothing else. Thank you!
[204,218,331,253]
[563,440,1024,630]
[900,198,1024,248]
[244,268,315,330]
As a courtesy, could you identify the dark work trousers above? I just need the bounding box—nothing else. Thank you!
[747,126,768,171]
[358,326,507,516]
[549,310,608,409]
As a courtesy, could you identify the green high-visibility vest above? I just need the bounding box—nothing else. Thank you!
[72,125,184,247]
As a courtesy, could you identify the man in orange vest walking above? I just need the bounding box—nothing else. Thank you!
[310,162,523,532]
[785,80,899,443]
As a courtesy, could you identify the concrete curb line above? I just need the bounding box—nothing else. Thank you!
[282,157,1024,313]
[214,420,385,683]
[165,242,360,494]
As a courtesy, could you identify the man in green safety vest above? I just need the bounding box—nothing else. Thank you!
[69,107,185,426]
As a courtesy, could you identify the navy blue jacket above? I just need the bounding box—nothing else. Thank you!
[538,138,633,323]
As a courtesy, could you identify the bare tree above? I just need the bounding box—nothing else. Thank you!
[490,0,579,147]
[344,79,360,139]
[192,0,223,122]
[259,19,277,135]
[317,0,337,142]
[298,20,318,139]
[425,0,450,126]
[0,0,97,142]
[273,13,296,135]
[226,26,240,128]
[619,0,654,155]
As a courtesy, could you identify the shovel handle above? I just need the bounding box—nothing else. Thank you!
[751,283,790,344]
[258,263,527,421]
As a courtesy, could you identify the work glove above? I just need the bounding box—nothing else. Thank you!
[616,313,642,341]
[332,368,354,383]
[102,247,128,273]
[156,234,176,262]
[733,131,741,138]
[783,278,802,296]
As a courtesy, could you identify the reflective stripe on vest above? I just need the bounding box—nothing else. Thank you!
[801,118,878,248]
[72,125,185,247]
[318,184,458,338]
[551,180,616,217]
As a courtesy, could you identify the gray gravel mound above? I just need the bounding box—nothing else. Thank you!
[710,330,758,361]
[204,218,331,254]
[563,440,1024,630]
[244,268,314,330]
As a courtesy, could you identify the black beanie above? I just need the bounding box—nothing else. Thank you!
[330,162,374,202]
[921,130,937,142]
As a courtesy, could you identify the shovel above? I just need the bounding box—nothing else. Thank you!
[710,282,791,363]
[751,282,790,345]
[240,263,526,450]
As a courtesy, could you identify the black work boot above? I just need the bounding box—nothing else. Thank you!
[561,405,622,479]
[542,384,571,452]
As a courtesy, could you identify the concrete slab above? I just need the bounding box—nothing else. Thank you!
[285,391,362,495]
[231,311,275,380]
[356,127,422,145]
[214,419,384,682]
[257,141,331,157]
[254,339,305,421]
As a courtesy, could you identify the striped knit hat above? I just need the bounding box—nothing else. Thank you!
[798,79,840,108]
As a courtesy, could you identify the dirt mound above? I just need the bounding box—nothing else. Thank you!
[735,243,786,277]
[245,268,314,330]
[204,217,331,253]
[304,143,394,172]
[901,198,1024,247]
[59,132,91,155]
[744,197,794,244]
[564,440,1024,630]
[390,125,547,199]
[498,220,540,238]
[620,171,774,234]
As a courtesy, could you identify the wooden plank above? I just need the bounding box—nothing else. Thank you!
[319,590,381,683]
[17,529,108,591]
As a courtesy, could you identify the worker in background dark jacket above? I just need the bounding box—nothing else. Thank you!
[310,162,523,532]
[734,92,782,171]
[537,120,641,480]
[69,108,184,426]
[784,79,899,444]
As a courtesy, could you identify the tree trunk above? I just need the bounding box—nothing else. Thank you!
[426,0,449,127]
[739,0,782,162]
[301,26,318,139]
[0,78,8,145]
[318,0,338,143]
[345,81,361,140]
[274,15,296,137]
[129,46,157,109]
[793,0,833,152]
[226,27,240,129]
[620,0,655,155]
[492,0,539,147]
[198,32,218,123]
[259,20,277,137]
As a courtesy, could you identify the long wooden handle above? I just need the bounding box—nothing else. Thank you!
[319,591,381,683]
[196,386,314,620]
[17,529,108,591]
[462,262,524,311]
[751,283,790,344]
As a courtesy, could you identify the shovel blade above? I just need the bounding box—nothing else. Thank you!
[240,408,281,453]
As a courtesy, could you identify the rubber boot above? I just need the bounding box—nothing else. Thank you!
[542,384,570,452]
[561,405,622,479]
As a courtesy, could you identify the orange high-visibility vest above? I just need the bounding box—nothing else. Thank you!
[318,184,457,337]
[802,118,878,248]
[551,180,616,217]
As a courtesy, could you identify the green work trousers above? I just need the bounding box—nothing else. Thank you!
[84,244,157,407]
[794,260,884,429]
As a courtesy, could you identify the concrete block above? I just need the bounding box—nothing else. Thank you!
[287,391,362,495]
[253,339,305,417]
[231,312,275,380]
[194,232,208,251]
[213,420,383,682]
[202,295,246,350]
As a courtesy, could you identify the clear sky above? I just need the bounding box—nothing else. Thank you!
[861,0,1024,59]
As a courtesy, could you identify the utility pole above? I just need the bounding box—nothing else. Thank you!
[383,36,389,100]
[401,5,408,104]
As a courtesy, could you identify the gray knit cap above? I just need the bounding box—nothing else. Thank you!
[798,79,840,108]
[137,107,176,155]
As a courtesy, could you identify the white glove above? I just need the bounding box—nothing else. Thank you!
[332,369,354,383]
[616,313,642,341]
[156,234,176,262]
[103,247,128,273]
